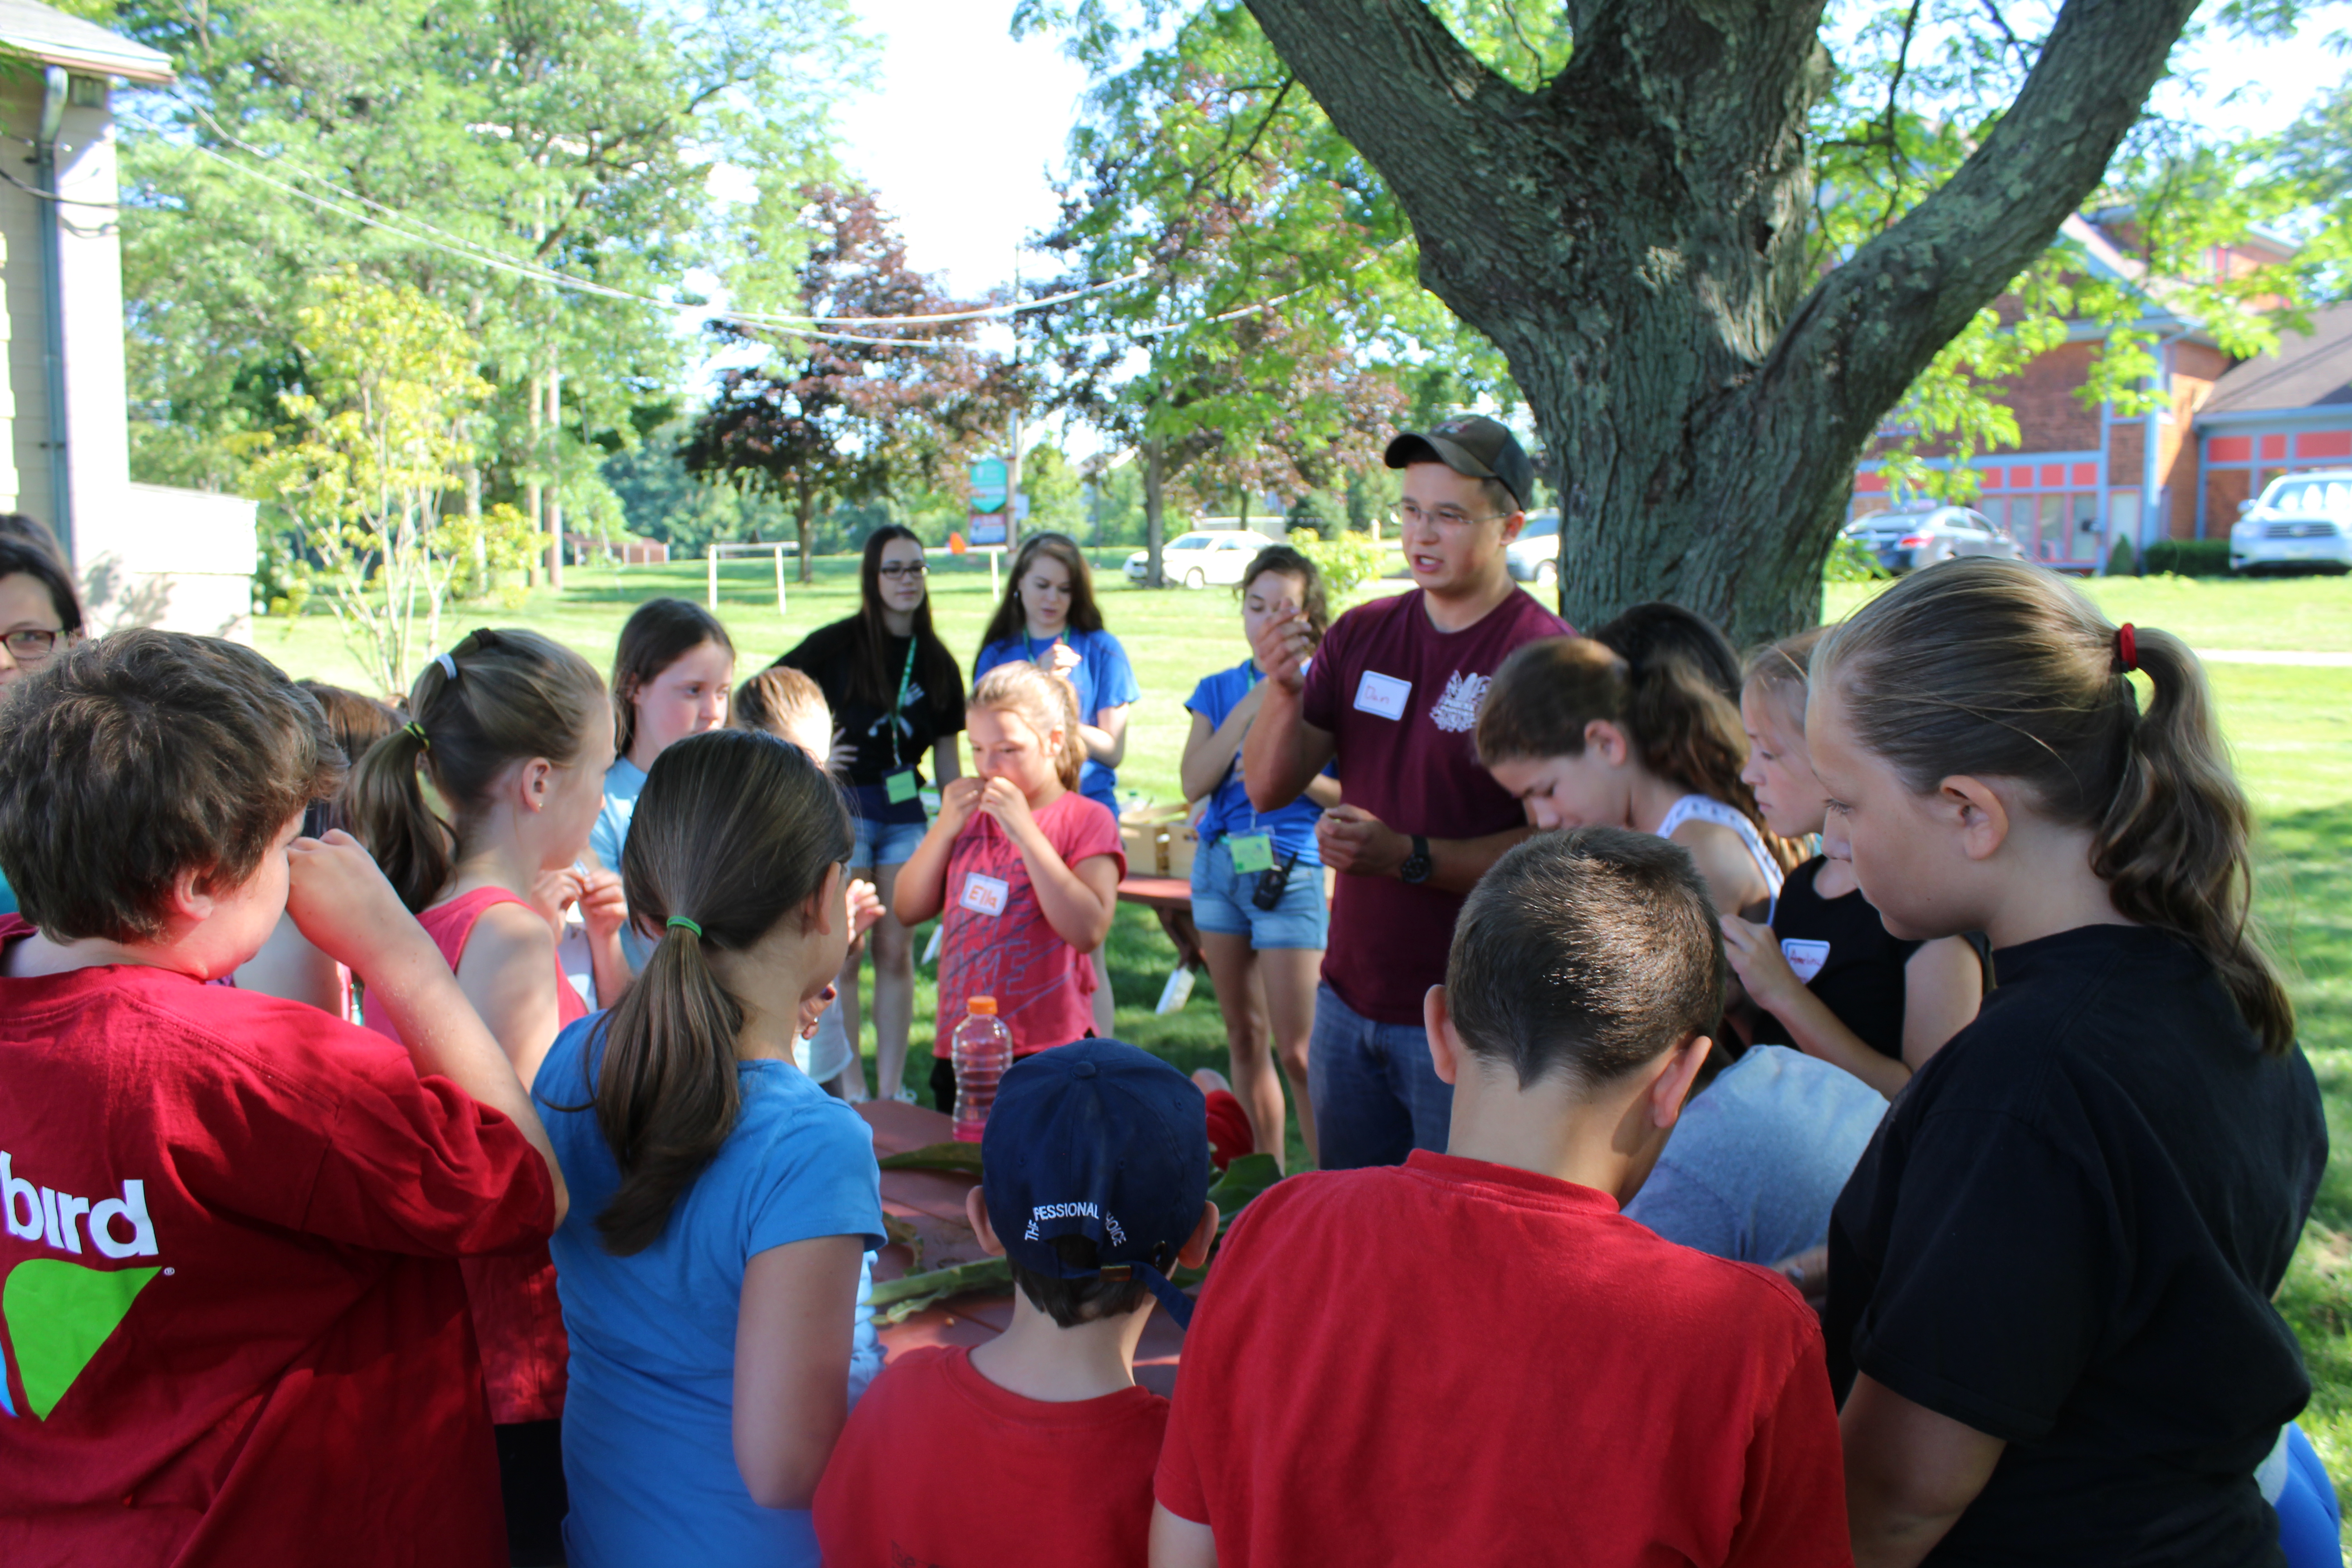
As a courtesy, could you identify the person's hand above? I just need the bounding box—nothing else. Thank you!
[284,830,434,976]
[1771,1244,1828,1309]
[1316,804,1409,878]
[976,776,1037,841]
[1046,641,1083,680]
[1233,678,1269,726]
[528,866,583,929]
[797,983,838,1042]
[937,775,985,835]
[1720,913,1802,1012]
[827,729,858,774]
[577,869,628,945]
[1250,607,1313,694]
[846,878,885,938]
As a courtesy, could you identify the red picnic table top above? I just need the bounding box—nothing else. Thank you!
[855,1099,1190,1394]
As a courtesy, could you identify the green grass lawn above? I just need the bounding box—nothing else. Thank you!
[261,562,2352,1488]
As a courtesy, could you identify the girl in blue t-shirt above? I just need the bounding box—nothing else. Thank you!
[972,533,1139,1034]
[593,598,737,974]
[1180,546,1340,1170]
[534,729,885,1568]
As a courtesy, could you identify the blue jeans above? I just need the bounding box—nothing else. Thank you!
[1308,982,1452,1170]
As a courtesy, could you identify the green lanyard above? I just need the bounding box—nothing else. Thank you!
[887,635,918,772]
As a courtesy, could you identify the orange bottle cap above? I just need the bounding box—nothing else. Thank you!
[968,995,997,1015]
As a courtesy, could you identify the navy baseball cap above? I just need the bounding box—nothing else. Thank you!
[1384,414,1534,513]
[981,1040,1211,1328]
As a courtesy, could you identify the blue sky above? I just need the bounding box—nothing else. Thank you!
[830,2,2352,301]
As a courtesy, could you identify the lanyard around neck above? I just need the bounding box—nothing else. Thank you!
[887,633,918,770]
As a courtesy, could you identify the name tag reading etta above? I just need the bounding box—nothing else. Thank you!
[1780,938,1830,985]
[1353,670,1411,721]
[960,872,1011,918]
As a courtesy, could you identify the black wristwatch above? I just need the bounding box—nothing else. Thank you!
[1399,834,1433,886]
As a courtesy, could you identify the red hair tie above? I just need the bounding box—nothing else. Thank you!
[2114,623,2138,673]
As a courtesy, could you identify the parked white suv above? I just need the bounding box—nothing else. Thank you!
[2231,472,2352,573]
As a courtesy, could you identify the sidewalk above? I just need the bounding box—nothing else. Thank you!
[2196,650,2352,667]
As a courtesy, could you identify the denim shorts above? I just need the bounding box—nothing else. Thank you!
[851,812,926,869]
[1189,835,1328,951]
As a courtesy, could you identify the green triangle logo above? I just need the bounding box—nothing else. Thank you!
[3,1258,162,1420]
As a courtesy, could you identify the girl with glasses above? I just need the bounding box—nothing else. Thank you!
[0,515,86,920]
[773,525,966,1101]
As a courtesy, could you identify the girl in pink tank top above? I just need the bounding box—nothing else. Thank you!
[344,626,622,1561]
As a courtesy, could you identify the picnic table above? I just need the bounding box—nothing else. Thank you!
[1116,875,1204,972]
[857,1099,1190,1394]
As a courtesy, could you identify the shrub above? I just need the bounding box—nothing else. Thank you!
[1293,532,1392,601]
[2106,536,2138,578]
[2142,539,2232,578]
[1823,537,1886,583]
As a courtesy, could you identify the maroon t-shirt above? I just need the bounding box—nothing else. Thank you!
[1301,587,1570,1024]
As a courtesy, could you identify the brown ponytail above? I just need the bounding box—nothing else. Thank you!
[1477,617,1801,873]
[1816,557,2293,1054]
[588,728,854,1254]
[343,627,608,911]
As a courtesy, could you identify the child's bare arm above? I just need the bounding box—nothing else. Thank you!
[981,780,1118,951]
[1150,1504,1218,1567]
[457,902,568,1090]
[287,833,568,1225]
[732,1235,866,1509]
[893,777,983,927]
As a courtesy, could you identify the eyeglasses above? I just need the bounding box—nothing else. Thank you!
[2,627,61,662]
[878,563,928,580]
[1397,500,1510,530]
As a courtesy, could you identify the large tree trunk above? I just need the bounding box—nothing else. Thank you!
[1246,0,2199,641]
[1142,437,1167,588]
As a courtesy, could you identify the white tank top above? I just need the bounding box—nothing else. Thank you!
[1654,794,1784,897]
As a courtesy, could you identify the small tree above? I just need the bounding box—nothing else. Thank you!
[251,272,535,696]
[682,184,1009,580]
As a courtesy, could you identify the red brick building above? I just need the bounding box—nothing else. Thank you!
[1847,213,2341,568]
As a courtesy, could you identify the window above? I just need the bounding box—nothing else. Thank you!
[1171,535,1210,550]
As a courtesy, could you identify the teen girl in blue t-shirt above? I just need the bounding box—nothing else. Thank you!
[972,533,1138,1037]
[534,729,885,1568]
[1181,546,1340,1169]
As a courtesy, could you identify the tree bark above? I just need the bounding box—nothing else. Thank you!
[524,371,544,588]
[1245,0,2200,640]
[545,364,565,591]
[1143,437,1167,588]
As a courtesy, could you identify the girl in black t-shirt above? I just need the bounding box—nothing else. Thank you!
[1811,559,2322,1568]
[773,525,965,1102]
[1719,628,1983,1100]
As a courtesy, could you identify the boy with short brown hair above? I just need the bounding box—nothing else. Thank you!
[0,630,568,1568]
[1151,827,1852,1567]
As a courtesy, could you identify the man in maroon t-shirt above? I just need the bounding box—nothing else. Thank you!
[1242,416,1570,1167]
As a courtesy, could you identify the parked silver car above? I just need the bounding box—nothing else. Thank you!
[2231,472,2352,573]
[1843,505,2025,573]
[1503,510,1561,587]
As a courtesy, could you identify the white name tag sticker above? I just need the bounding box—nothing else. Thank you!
[960,872,1011,917]
[1353,670,1411,720]
[1781,938,1831,984]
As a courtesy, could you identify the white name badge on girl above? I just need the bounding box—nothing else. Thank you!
[960,872,1011,917]
[1780,938,1830,984]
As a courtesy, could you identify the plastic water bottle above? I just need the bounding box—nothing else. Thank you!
[950,996,1013,1143]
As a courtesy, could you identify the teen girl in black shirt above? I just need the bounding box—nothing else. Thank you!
[1811,559,2323,1568]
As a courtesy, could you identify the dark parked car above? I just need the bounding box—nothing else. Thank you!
[1843,505,2026,573]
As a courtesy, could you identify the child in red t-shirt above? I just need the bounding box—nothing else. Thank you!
[344,626,621,1556]
[893,662,1125,1111]
[1152,827,1852,1568]
[0,630,567,1568]
[814,1041,1217,1567]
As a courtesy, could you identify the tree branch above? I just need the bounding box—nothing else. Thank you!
[1758,0,2199,459]
[1243,0,1531,250]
